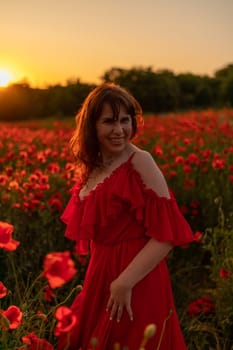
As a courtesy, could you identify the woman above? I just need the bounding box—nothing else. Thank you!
[58,83,194,349]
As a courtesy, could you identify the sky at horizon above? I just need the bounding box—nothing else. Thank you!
[1,0,233,87]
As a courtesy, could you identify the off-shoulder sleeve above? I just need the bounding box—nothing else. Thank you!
[143,189,194,246]
[110,163,194,246]
[60,183,90,255]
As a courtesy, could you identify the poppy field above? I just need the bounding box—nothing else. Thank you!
[0,109,233,349]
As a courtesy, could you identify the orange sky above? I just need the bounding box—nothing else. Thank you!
[1,0,233,87]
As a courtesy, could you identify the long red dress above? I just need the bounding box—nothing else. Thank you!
[58,155,194,350]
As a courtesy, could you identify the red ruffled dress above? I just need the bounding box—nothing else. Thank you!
[58,155,194,350]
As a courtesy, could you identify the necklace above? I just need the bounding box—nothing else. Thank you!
[102,157,114,167]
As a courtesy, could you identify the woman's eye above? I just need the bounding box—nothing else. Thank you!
[103,118,114,124]
[121,117,130,123]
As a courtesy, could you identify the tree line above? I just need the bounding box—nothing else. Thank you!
[0,63,233,121]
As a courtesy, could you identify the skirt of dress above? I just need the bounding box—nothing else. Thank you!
[58,238,187,350]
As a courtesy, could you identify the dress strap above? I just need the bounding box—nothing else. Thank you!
[128,151,136,162]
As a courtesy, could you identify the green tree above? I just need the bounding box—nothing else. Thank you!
[215,64,233,106]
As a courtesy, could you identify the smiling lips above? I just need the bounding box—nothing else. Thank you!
[109,138,125,145]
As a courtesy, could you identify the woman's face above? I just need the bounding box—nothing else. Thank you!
[96,103,133,158]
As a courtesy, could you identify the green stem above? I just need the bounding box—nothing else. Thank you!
[46,285,82,319]
[7,253,23,305]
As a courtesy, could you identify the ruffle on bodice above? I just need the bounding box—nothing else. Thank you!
[61,159,194,254]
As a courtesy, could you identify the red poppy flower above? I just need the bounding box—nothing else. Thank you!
[0,281,7,299]
[194,231,203,243]
[0,174,8,186]
[22,333,54,350]
[212,159,225,170]
[219,268,231,279]
[175,155,184,164]
[6,166,13,176]
[43,251,77,289]
[187,153,200,165]
[0,221,20,251]
[54,306,77,337]
[183,165,192,174]
[8,180,20,191]
[187,296,215,318]
[47,162,60,173]
[201,149,212,159]
[1,305,23,329]
[153,145,163,156]
[48,197,63,212]
[169,170,177,178]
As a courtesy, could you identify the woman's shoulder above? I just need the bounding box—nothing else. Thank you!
[130,147,155,164]
[130,147,170,199]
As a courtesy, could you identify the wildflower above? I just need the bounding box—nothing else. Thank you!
[187,153,199,165]
[40,174,49,184]
[183,138,191,145]
[168,170,177,178]
[212,159,225,170]
[194,231,203,243]
[219,268,231,278]
[153,145,163,156]
[183,165,192,174]
[37,151,46,163]
[0,305,23,330]
[201,149,212,159]
[29,174,39,182]
[43,251,77,289]
[19,151,28,159]
[48,197,63,212]
[0,221,20,251]
[47,162,60,173]
[0,174,8,186]
[187,296,215,317]
[175,155,184,164]
[0,281,7,298]
[54,306,77,337]
[5,166,13,176]
[12,203,21,209]
[33,191,44,200]
[22,333,54,350]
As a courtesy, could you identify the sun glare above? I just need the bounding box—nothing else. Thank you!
[0,69,13,87]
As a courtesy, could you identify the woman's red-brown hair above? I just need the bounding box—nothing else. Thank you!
[70,82,143,183]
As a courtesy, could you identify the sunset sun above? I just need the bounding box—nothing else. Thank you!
[0,69,13,87]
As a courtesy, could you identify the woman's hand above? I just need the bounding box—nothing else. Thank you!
[106,278,134,322]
